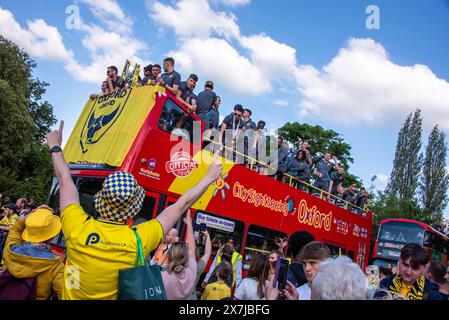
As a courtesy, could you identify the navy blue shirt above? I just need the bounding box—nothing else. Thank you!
[222,112,244,130]
[315,160,335,181]
[207,107,220,129]
[111,76,125,89]
[330,172,344,193]
[196,90,217,115]
[179,81,195,102]
[161,70,181,88]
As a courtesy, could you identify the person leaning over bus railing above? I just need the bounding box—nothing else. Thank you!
[157,57,181,96]
[176,74,198,113]
[355,187,369,216]
[45,121,222,300]
[328,166,345,201]
[312,152,339,196]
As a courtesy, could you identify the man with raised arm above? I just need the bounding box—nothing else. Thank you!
[46,121,222,300]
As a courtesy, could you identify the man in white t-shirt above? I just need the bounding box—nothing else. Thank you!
[295,241,331,300]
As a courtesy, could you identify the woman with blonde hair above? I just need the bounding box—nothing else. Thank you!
[161,211,197,300]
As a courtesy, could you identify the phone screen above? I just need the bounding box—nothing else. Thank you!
[200,223,207,232]
[274,257,289,290]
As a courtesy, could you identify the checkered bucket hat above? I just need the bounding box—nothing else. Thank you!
[93,171,145,223]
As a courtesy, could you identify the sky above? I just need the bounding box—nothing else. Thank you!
[1,0,449,218]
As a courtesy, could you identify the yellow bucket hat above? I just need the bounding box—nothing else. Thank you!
[22,209,62,243]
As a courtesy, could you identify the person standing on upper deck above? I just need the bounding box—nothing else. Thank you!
[158,57,181,96]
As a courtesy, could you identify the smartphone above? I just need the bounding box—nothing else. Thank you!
[197,223,207,245]
[273,257,289,290]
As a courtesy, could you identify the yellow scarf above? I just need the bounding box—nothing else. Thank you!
[388,274,425,300]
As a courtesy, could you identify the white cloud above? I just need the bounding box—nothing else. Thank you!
[149,0,300,95]
[271,99,289,107]
[79,0,133,34]
[240,34,298,77]
[295,38,449,130]
[1,3,149,87]
[168,37,268,94]
[65,23,148,84]
[0,7,73,62]
[216,0,251,6]
[375,173,389,184]
[149,0,240,39]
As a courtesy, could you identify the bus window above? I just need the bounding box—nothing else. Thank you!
[347,250,355,261]
[47,178,60,213]
[379,222,425,245]
[193,211,244,259]
[132,195,158,224]
[158,98,200,144]
[75,177,105,218]
[324,243,347,257]
[243,225,287,270]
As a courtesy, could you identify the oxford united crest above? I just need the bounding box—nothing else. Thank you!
[80,89,131,153]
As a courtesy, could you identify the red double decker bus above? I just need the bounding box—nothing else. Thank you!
[48,85,373,273]
[372,218,449,268]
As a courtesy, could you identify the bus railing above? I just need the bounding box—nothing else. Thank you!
[203,137,370,215]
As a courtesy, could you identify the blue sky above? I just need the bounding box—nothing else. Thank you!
[1,0,449,218]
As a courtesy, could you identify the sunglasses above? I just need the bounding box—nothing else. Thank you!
[234,113,242,117]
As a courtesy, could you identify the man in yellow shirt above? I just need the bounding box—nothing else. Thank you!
[201,263,232,300]
[46,121,222,300]
[0,203,19,230]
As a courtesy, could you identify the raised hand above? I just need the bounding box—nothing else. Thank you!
[46,120,64,149]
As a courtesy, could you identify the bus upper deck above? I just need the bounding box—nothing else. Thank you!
[58,84,373,269]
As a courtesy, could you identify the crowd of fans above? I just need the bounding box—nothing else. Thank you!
[0,123,448,301]
[90,57,370,215]
[1,188,448,301]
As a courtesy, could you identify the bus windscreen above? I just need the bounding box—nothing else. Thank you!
[379,222,425,245]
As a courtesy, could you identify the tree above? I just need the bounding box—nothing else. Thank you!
[386,109,423,201]
[419,125,449,227]
[277,122,362,186]
[277,122,354,168]
[0,36,56,203]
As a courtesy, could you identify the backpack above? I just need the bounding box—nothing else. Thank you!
[0,270,37,300]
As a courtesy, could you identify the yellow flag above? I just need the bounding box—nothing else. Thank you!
[64,86,162,167]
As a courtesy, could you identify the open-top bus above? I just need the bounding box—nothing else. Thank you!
[372,218,449,268]
[48,84,373,276]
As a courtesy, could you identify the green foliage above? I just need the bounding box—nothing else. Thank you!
[420,125,449,224]
[0,36,56,204]
[371,110,449,239]
[277,122,354,170]
[386,109,423,201]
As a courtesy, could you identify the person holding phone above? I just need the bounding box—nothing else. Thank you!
[265,241,330,300]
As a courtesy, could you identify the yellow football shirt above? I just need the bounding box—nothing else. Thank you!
[400,285,411,299]
[0,213,18,226]
[61,204,163,300]
[201,281,231,300]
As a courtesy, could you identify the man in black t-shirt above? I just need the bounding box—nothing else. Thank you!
[219,104,244,159]
[106,66,125,92]
[329,166,345,198]
[241,109,256,166]
[159,57,181,96]
[196,81,217,126]
[140,64,153,86]
[177,74,198,112]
